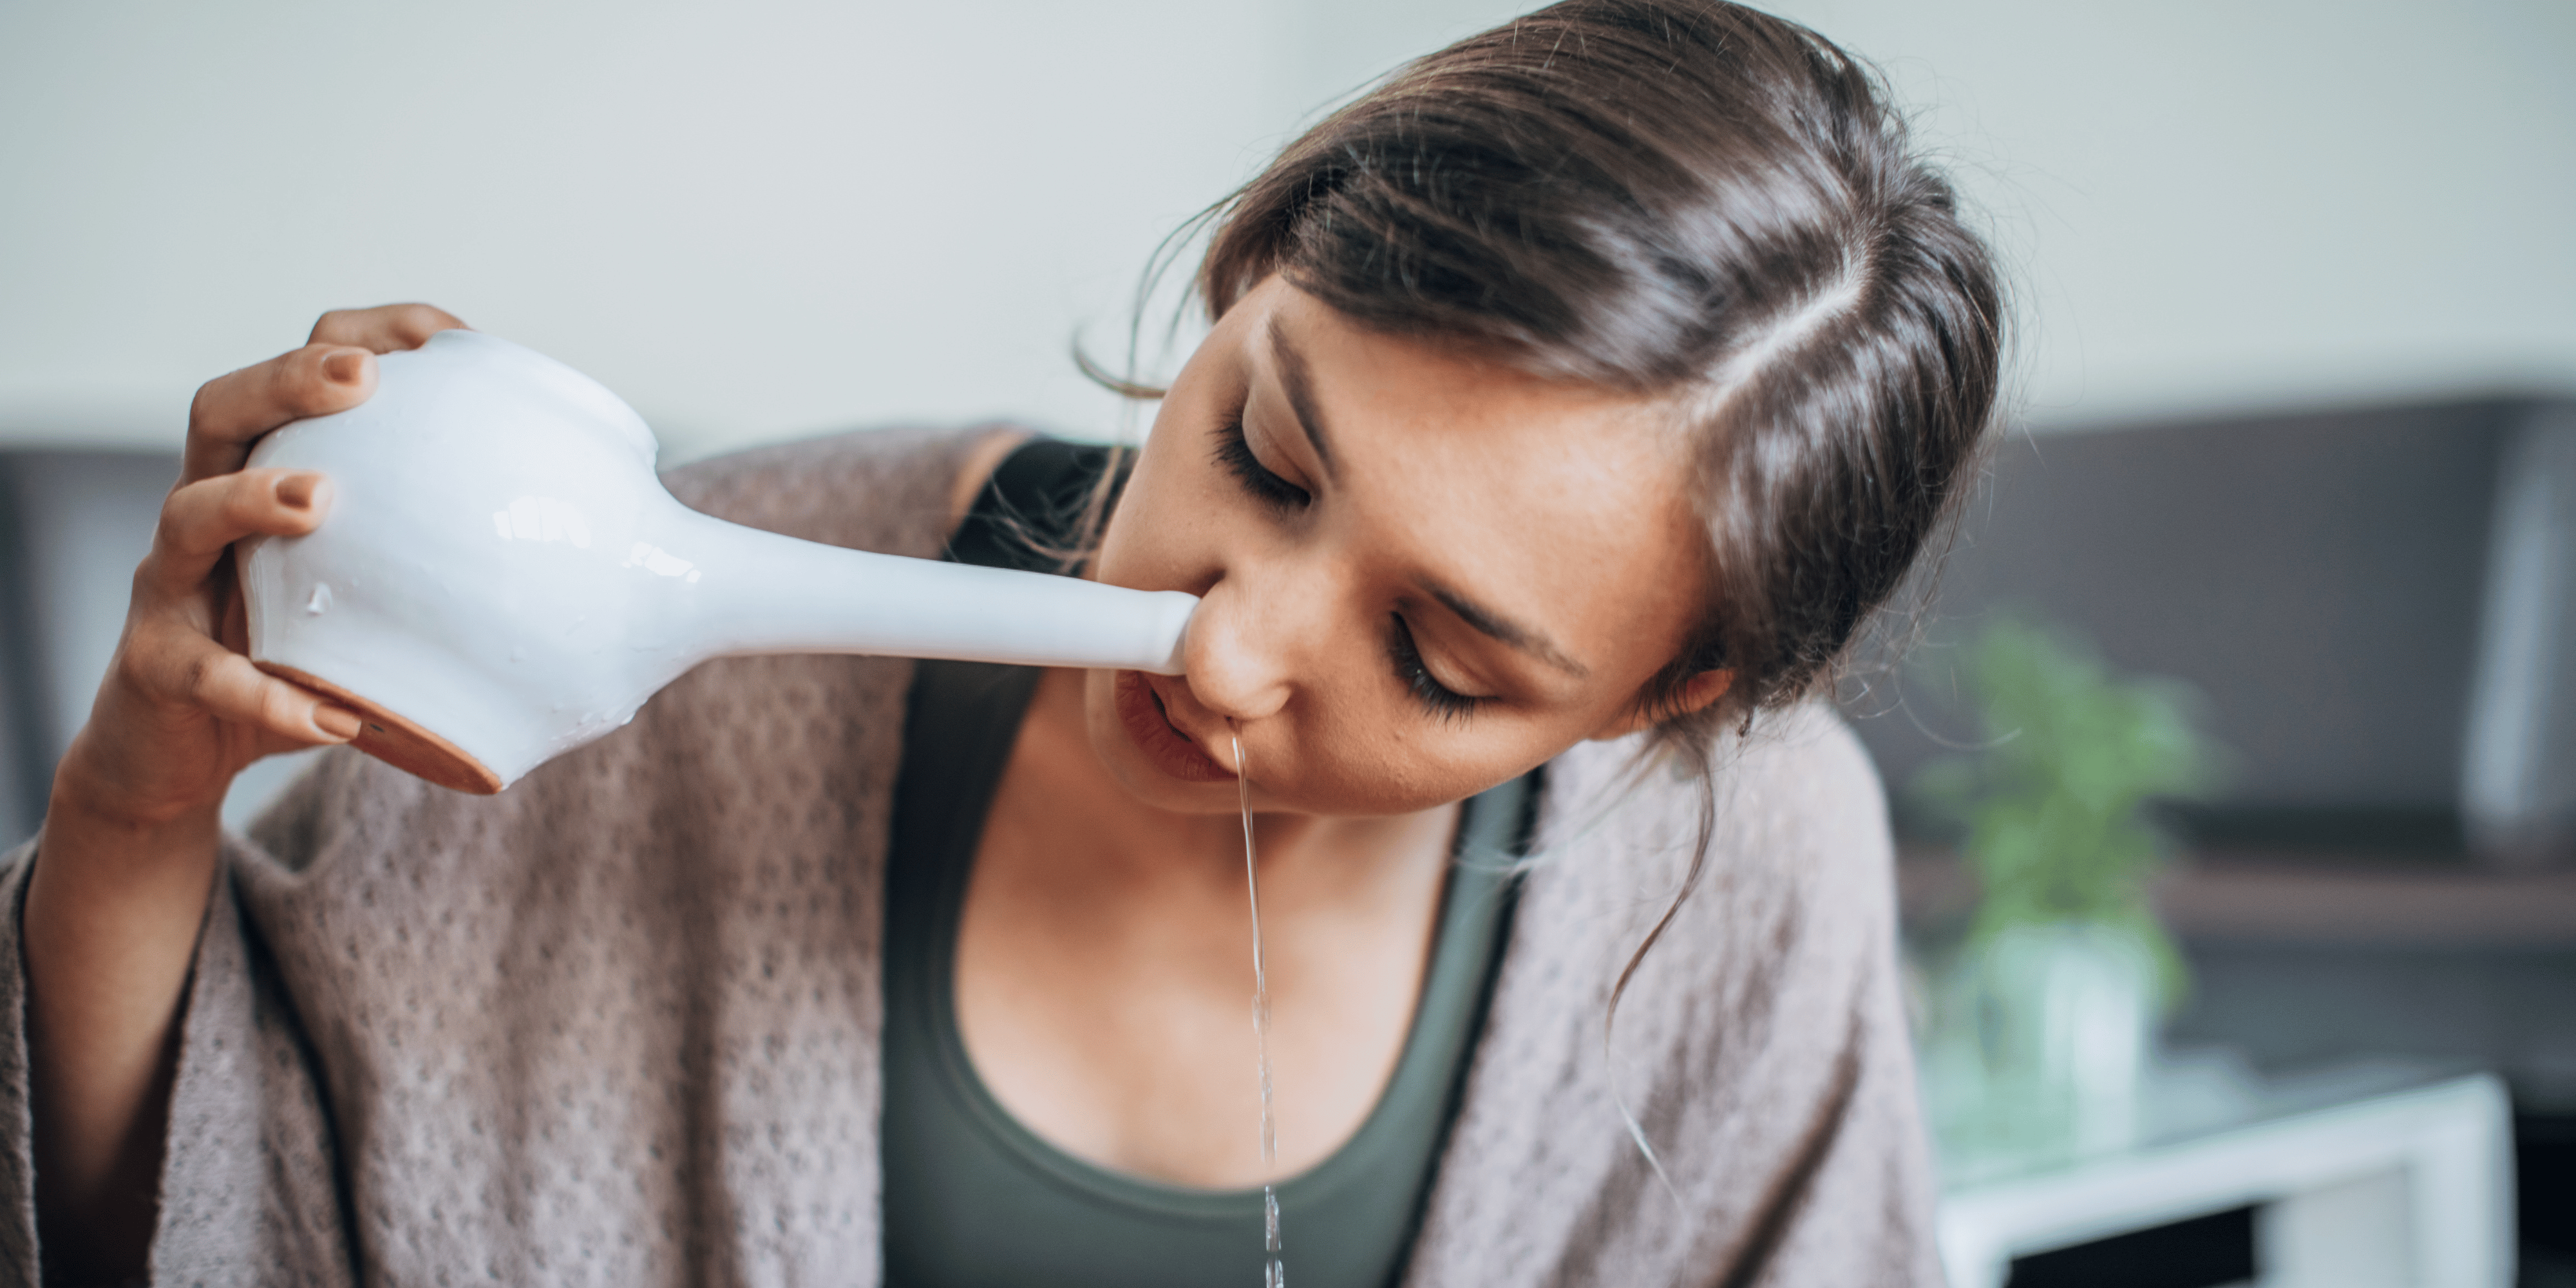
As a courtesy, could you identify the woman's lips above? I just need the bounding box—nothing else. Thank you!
[1113,670,1236,784]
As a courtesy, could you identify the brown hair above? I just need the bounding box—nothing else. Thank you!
[1199,0,1999,731]
[1106,0,1999,1022]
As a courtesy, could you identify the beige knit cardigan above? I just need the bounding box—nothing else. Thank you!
[0,426,1941,1287]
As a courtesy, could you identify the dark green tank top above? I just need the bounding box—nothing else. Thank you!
[878,440,1530,1288]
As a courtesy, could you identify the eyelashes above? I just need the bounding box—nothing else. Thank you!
[1389,614,1482,722]
[1212,417,1479,723]
[1213,418,1311,510]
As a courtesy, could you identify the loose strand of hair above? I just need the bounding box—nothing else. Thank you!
[1600,741,1719,1214]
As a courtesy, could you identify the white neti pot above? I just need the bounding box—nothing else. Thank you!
[241,328,1195,794]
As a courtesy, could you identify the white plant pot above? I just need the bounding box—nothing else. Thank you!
[1932,920,2162,1167]
[241,329,1195,794]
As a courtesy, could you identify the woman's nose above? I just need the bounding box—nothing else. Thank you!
[1177,575,1302,723]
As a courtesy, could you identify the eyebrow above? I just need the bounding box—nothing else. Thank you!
[1420,578,1593,679]
[1267,315,1338,481]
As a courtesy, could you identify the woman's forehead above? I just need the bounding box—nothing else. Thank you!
[1252,283,1684,509]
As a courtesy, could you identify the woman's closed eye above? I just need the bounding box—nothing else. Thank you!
[1213,419,1310,510]
[1388,614,1483,722]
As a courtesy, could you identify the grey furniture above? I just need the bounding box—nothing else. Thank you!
[1849,395,2576,867]
[0,450,180,846]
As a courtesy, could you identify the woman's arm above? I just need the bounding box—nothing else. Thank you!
[23,304,462,1278]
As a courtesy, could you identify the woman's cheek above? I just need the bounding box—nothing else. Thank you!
[1276,696,1503,816]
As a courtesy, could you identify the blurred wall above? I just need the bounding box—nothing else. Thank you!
[0,0,1292,460]
[1777,0,2576,427]
[2,0,2568,460]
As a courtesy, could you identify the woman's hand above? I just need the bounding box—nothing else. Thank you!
[53,303,468,826]
[24,303,464,1280]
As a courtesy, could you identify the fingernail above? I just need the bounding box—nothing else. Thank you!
[315,706,363,739]
[320,349,365,384]
[276,473,321,509]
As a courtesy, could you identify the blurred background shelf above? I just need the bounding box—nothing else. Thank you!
[1856,392,2576,1283]
[1901,849,2576,949]
[1938,1068,2515,1288]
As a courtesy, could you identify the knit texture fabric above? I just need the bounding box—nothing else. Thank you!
[0,425,1940,1287]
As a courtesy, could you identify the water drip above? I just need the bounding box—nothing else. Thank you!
[1231,724,1284,1288]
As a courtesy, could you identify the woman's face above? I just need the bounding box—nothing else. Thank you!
[1085,275,1719,817]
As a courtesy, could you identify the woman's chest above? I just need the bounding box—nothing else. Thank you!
[949,808,1448,1188]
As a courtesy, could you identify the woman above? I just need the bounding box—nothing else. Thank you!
[10,1,1999,1283]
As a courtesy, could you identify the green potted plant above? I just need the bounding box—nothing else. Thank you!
[1909,617,2221,1166]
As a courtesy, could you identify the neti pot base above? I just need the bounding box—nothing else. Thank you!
[258,661,507,795]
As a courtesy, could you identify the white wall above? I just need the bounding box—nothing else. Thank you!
[2,0,2568,455]
[1772,0,2576,428]
[0,0,1289,459]
[1289,0,2576,428]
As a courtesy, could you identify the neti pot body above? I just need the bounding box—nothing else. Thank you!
[240,328,1195,794]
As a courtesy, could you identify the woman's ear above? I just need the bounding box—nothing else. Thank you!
[1586,670,1733,742]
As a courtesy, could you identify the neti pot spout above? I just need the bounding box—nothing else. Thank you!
[239,328,1195,795]
[668,511,1195,674]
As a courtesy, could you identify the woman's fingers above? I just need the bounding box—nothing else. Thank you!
[183,344,374,485]
[143,469,332,594]
[121,630,360,746]
[179,305,466,486]
[119,305,462,741]
[308,303,467,354]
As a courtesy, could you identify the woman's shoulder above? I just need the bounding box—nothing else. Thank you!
[1540,702,1893,899]
[1519,700,1900,1004]
[1424,717,1932,1286]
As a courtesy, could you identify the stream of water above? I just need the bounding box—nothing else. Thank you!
[1231,724,1284,1288]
